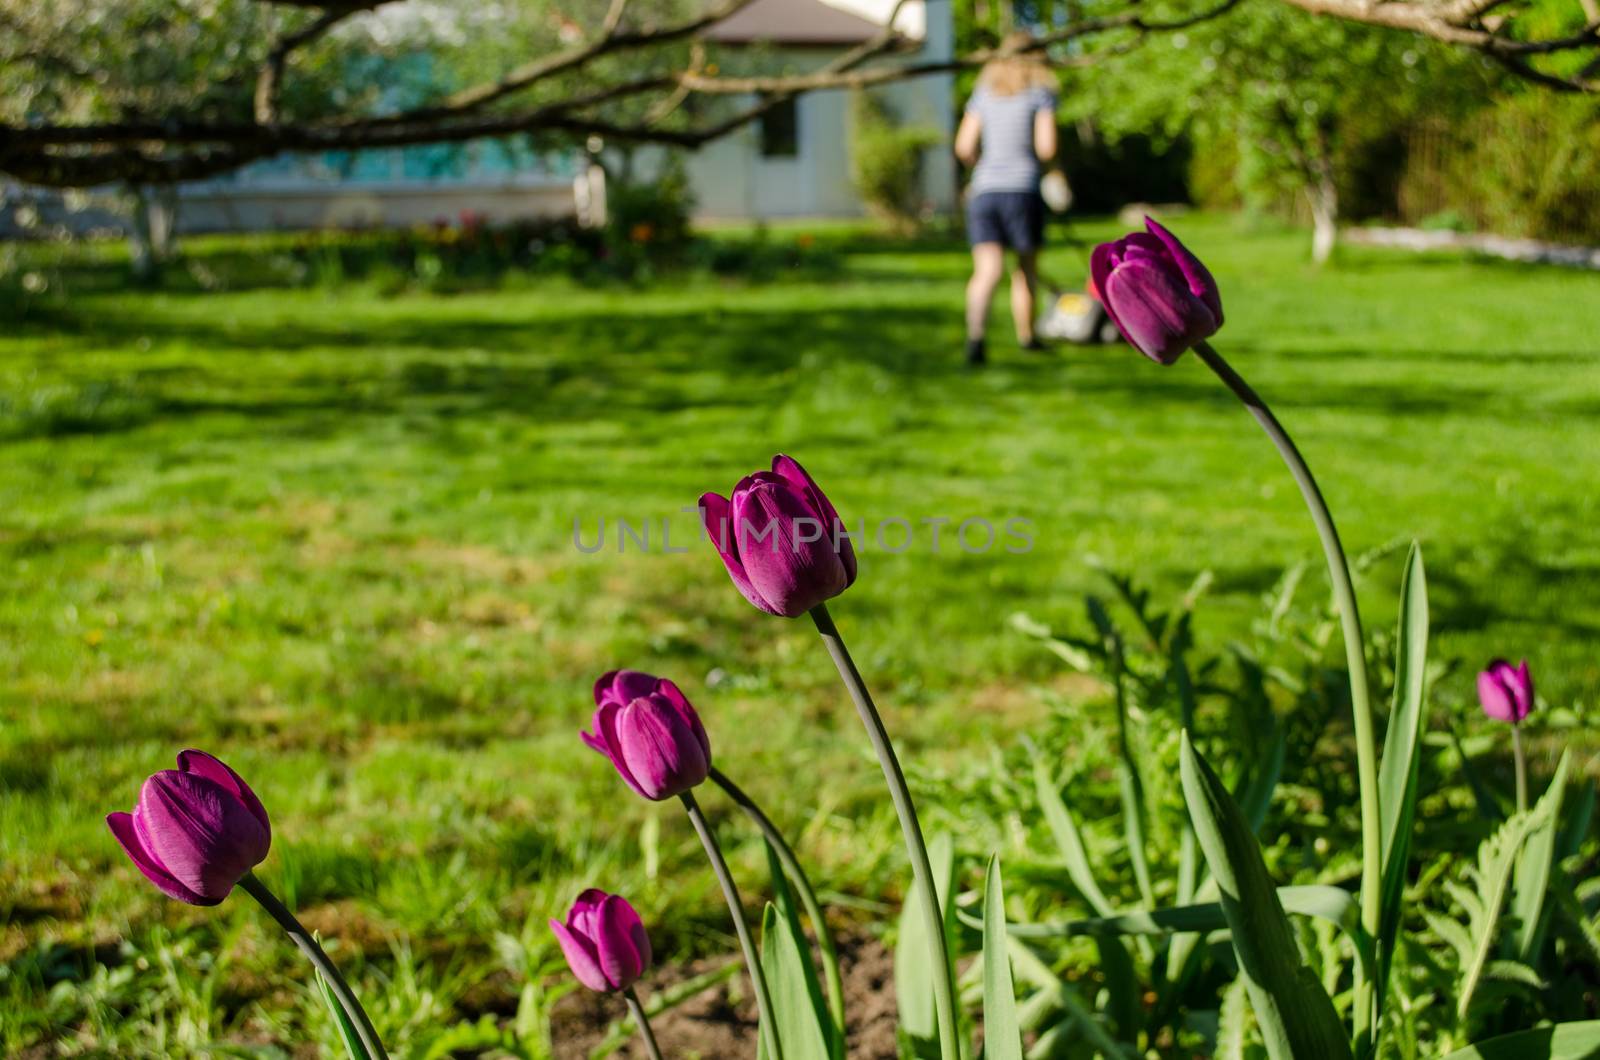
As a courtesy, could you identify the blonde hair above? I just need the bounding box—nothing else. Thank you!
[978,32,1054,96]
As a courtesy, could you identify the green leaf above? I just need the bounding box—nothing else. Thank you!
[1009,612,1096,671]
[1452,726,1506,823]
[982,855,1025,1060]
[758,902,832,1060]
[1179,731,1353,1060]
[1217,975,1251,1060]
[1511,750,1572,962]
[763,841,841,1060]
[1096,933,1140,1039]
[961,884,1359,942]
[1435,1020,1600,1059]
[1007,941,1135,1060]
[895,832,956,1049]
[1029,747,1115,918]
[314,960,372,1060]
[1556,777,1594,862]
[1448,805,1545,1019]
[1237,728,1287,836]
[1118,761,1156,908]
[1480,959,1543,988]
[1376,543,1428,969]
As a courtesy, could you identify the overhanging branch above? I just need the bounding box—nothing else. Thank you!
[3,0,1598,189]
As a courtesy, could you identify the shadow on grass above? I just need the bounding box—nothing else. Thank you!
[13,294,1590,448]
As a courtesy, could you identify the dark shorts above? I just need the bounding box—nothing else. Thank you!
[966,191,1044,252]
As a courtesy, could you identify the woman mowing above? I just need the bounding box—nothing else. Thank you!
[954,33,1058,366]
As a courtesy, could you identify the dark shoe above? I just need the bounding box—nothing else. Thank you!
[1019,337,1049,353]
[965,338,987,366]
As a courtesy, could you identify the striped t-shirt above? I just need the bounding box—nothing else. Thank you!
[966,85,1058,196]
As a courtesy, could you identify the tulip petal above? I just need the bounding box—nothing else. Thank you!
[657,679,711,762]
[1090,243,1127,332]
[701,491,781,615]
[568,887,609,937]
[617,696,708,800]
[1104,259,1218,364]
[1478,658,1534,723]
[1145,217,1223,325]
[176,750,271,841]
[1513,660,1534,719]
[107,811,210,905]
[596,894,646,989]
[138,771,269,902]
[772,454,856,585]
[592,702,648,797]
[551,918,612,992]
[596,670,661,710]
[579,726,610,757]
[617,898,652,974]
[732,479,849,618]
[1478,669,1517,723]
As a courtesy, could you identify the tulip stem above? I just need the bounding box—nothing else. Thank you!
[709,766,847,1036]
[239,872,389,1060]
[809,603,961,1060]
[623,987,665,1060]
[679,791,785,1060]
[1194,340,1381,1050]
[1512,725,1529,815]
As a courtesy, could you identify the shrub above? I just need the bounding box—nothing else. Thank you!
[850,90,942,233]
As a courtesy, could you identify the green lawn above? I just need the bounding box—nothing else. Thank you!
[3,214,1599,1054]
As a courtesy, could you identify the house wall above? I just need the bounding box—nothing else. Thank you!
[682,0,956,221]
[173,180,575,234]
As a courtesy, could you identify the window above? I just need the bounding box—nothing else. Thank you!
[759,97,799,158]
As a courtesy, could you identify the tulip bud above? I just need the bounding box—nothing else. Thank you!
[106,750,271,906]
[700,454,857,618]
[582,670,711,800]
[550,889,652,993]
[1477,658,1534,724]
[1090,217,1223,364]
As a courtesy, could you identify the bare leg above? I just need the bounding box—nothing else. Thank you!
[1011,250,1038,345]
[965,242,1005,341]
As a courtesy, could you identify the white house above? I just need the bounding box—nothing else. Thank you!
[169,0,956,233]
[683,0,956,220]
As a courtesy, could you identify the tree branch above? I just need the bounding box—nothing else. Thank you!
[4,0,1597,189]
[255,4,375,124]
[359,0,759,129]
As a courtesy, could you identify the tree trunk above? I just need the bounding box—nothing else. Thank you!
[1308,168,1338,265]
[128,183,180,282]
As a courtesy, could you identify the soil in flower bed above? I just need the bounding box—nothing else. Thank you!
[551,933,900,1058]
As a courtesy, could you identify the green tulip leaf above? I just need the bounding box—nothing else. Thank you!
[958,883,1359,943]
[1436,1020,1600,1059]
[982,855,1025,1060]
[758,901,832,1060]
[1029,746,1115,918]
[1511,750,1573,962]
[762,840,841,1060]
[895,832,956,1052]
[314,960,373,1060]
[1179,731,1353,1060]
[1377,543,1429,1006]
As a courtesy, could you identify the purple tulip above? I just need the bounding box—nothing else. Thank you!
[550,889,652,993]
[700,454,857,618]
[582,670,711,800]
[105,750,271,906]
[1478,658,1535,724]
[1090,217,1224,364]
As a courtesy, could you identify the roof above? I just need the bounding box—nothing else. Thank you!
[704,0,887,46]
